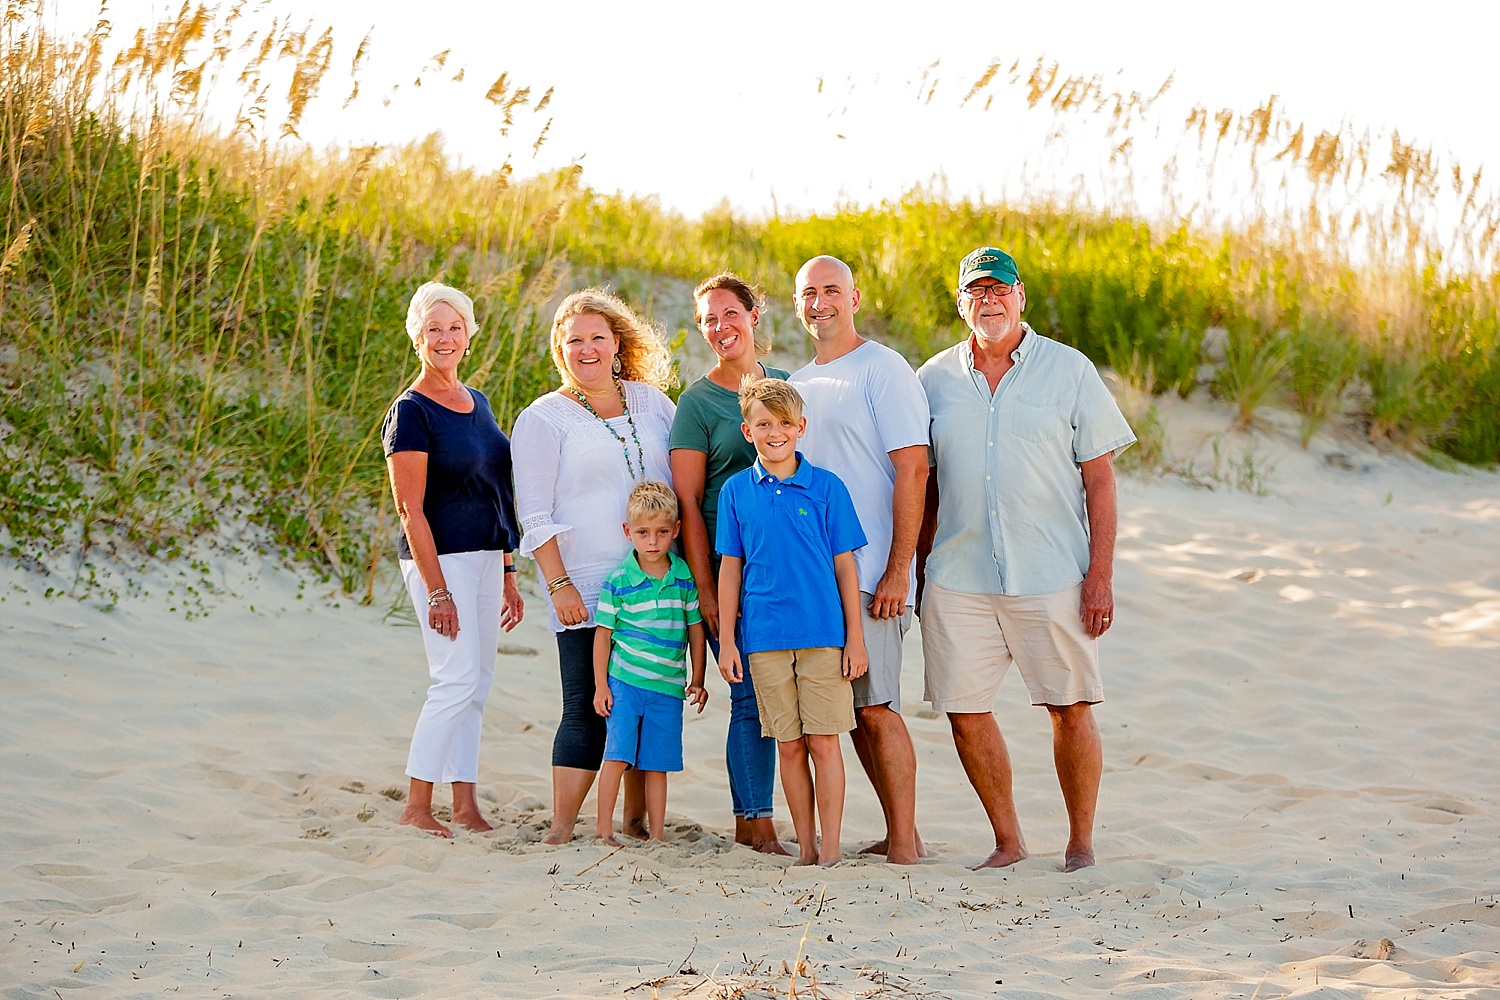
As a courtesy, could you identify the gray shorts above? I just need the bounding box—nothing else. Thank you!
[851,591,910,711]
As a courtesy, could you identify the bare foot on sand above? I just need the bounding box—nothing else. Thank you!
[969,845,1027,870]
[452,810,494,833]
[1063,848,1096,872]
[746,818,790,856]
[598,833,624,847]
[857,835,927,864]
[542,824,575,845]
[398,807,453,839]
[793,853,820,866]
[450,783,493,833]
[622,818,649,840]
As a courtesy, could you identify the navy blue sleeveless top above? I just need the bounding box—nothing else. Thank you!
[381,387,519,560]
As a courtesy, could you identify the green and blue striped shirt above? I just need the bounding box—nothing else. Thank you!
[595,551,702,698]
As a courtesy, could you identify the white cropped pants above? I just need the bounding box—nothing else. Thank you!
[400,550,504,784]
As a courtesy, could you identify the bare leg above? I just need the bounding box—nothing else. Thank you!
[450,781,493,833]
[643,771,668,841]
[622,770,648,839]
[594,760,628,845]
[749,817,791,855]
[948,712,1027,869]
[805,734,846,866]
[544,765,596,845]
[777,739,819,865]
[399,777,454,838]
[850,705,922,864]
[1048,703,1102,871]
[849,725,883,854]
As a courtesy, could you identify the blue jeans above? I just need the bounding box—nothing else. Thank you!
[709,621,776,819]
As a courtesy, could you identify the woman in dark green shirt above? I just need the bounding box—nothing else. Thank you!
[669,273,789,855]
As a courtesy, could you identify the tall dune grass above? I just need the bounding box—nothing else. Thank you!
[555,58,1500,465]
[0,1,568,595]
[3,3,1497,600]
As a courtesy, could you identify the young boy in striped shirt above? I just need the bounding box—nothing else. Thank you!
[593,481,708,844]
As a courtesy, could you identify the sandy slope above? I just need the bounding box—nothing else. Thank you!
[2,402,1498,998]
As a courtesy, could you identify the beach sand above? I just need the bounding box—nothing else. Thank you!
[3,399,1498,998]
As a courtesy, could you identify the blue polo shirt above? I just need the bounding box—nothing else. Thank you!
[715,454,867,655]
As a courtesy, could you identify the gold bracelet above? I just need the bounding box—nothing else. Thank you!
[547,575,572,594]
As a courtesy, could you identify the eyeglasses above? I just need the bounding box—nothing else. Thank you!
[961,282,1016,301]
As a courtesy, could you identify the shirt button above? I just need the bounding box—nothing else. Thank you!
[989,407,995,413]
[987,441,993,447]
[776,489,781,494]
[986,475,991,480]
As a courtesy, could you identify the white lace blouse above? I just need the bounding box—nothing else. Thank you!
[511,380,676,632]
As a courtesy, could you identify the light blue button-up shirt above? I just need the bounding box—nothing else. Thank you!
[917,325,1135,597]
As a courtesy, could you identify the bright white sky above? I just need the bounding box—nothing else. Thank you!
[49,0,1500,219]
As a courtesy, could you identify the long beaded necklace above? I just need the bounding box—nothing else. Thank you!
[570,377,647,481]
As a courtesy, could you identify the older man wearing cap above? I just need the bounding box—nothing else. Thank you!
[915,246,1135,871]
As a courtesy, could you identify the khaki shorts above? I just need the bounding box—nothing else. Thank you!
[748,647,855,741]
[921,582,1103,711]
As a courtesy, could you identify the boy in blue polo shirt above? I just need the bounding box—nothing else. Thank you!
[716,378,867,866]
[594,481,708,845]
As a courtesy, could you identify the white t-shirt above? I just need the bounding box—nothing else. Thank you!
[790,340,930,599]
[512,381,675,632]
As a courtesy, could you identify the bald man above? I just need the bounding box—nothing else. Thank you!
[787,255,929,865]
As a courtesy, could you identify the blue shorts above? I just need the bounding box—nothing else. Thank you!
[602,676,685,773]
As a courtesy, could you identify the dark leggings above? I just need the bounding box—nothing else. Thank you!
[552,627,606,770]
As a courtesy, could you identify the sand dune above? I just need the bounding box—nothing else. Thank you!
[3,401,1498,998]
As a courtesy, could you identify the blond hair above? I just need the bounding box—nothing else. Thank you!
[550,287,674,391]
[693,271,772,357]
[738,376,804,423]
[626,480,679,523]
[405,281,478,344]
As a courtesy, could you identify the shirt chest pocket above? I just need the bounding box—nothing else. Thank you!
[781,492,830,548]
[1010,396,1068,443]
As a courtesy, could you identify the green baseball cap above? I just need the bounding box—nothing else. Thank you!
[958,246,1021,288]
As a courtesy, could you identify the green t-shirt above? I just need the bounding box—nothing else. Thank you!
[668,365,789,554]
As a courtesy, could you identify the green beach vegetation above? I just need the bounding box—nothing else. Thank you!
[3,3,1497,599]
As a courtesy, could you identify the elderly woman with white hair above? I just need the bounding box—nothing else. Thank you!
[381,281,525,838]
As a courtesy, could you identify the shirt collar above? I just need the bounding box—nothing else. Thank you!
[962,322,1035,370]
[751,452,813,487]
[619,549,689,586]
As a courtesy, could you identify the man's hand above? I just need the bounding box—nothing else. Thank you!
[1078,453,1118,640]
[1080,571,1114,638]
[686,684,708,713]
[868,564,910,620]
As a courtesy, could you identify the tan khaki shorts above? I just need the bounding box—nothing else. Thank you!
[920,582,1103,711]
[748,647,855,741]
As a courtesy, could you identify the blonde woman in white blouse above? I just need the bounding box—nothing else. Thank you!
[512,288,677,844]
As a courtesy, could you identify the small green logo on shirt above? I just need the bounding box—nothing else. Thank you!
[798,507,808,516]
